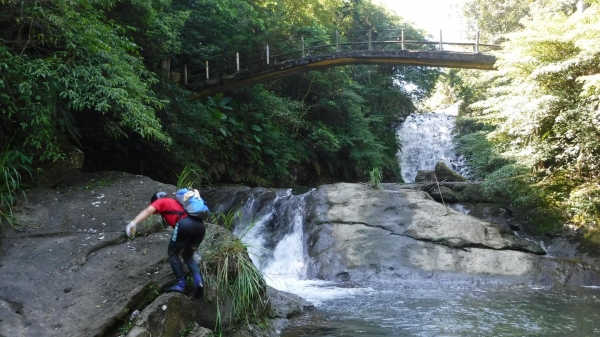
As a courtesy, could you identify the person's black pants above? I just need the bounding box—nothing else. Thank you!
[167,216,206,281]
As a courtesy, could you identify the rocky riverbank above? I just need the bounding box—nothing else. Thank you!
[2,170,600,337]
[0,171,311,337]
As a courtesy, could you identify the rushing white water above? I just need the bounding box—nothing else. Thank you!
[397,106,467,183]
[233,189,372,305]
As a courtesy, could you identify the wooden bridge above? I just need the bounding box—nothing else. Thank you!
[180,29,499,99]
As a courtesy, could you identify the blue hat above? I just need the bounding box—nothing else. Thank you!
[151,191,167,203]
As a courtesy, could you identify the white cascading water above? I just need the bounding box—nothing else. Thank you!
[233,189,371,304]
[397,105,467,183]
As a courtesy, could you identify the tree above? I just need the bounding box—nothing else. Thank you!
[461,0,532,42]
[0,0,170,162]
[456,0,600,227]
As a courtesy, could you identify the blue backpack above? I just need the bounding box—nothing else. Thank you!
[175,188,211,221]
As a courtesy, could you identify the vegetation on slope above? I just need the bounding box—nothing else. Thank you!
[445,0,600,230]
[0,0,441,225]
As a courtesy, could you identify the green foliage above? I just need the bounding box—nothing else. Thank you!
[367,167,383,189]
[481,164,538,208]
[568,184,600,227]
[107,0,191,61]
[117,320,134,336]
[0,138,32,228]
[2,0,438,191]
[203,227,266,331]
[461,0,533,42]
[209,209,242,231]
[177,163,209,189]
[453,127,510,180]
[148,283,161,301]
[0,0,171,163]
[451,0,600,229]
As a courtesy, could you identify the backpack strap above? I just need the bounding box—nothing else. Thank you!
[162,211,185,216]
[161,210,186,223]
[162,210,204,223]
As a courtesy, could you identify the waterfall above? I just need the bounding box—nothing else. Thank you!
[230,188,369,303]
[233,190,309,284]
[397,106,467,183]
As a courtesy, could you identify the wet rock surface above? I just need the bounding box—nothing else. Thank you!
[3,172,600,336]
[202,182,600,288]
[303,183,600,286]
[0,171,309,337]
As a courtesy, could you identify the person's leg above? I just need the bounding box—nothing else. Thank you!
[165,222,191,292]
[180,217,206,297]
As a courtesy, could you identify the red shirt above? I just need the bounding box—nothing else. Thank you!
[151,198,187,227]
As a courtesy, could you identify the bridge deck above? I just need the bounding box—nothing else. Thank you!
[188,50,497,99]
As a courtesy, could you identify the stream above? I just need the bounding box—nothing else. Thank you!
[226,109,600,336]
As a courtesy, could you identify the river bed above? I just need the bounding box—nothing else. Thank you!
[279,281,600,336]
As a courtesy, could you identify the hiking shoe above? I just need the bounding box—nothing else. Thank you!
[165,278,186,293]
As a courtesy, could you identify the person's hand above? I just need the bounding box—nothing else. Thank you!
[126,221,137,238]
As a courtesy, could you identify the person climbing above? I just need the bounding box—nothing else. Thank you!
[125,191,206,297]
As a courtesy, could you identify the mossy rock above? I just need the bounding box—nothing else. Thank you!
[435,162,466,182]
[429,186,458,203]
[583,228,600,247]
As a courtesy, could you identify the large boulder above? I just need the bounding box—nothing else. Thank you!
[303,183,600,286]
[127,293,196,337]
[265,286,314,319]
[414,170,435,183]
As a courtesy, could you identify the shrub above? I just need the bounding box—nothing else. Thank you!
[569,183,600,227]
[0,139,32,228]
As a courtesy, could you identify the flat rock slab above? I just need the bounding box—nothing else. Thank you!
[1,172,176,337]
[0,171,314,337]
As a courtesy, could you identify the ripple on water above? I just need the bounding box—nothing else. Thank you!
[281,283,600,337]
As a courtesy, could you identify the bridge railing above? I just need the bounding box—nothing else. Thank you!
[185,28,500,85]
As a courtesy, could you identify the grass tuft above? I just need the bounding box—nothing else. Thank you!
[177,163,209,189]
[203,223,266,332]
[0,136,32,228]
[367,167,383,189]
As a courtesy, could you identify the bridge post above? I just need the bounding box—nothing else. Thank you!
[368,29,372,50]
[475,31,480,53]
[302,36,305,56]
[336,31,339,52]
[401,29,405,50]
[439,30,443,51]
[206,61,209,79]
[236,52,240,72]
[266,45,270,65]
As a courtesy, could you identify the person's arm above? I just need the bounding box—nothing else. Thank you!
[131,205,157,226]
[126,205,157,237]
